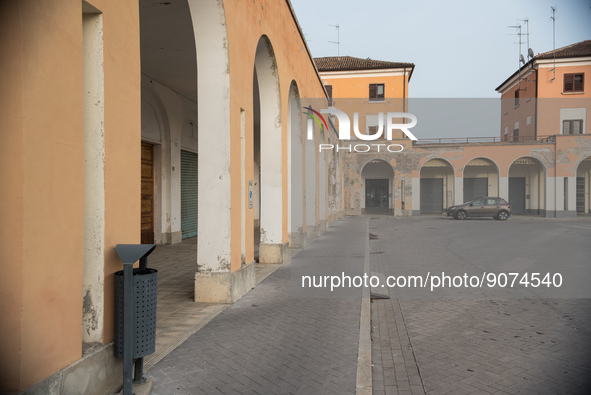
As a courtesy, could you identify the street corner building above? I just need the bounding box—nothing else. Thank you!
[314,41,591,217]
[0,0,344,393]
[1,0,591,393]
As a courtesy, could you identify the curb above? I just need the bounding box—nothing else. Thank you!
[356,218,372,394]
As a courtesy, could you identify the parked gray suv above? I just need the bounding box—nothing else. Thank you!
[447,197,512,220]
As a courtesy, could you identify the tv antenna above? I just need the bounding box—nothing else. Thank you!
[518,18,531,61]
[550,6,557,82]
[329,24,340,56]
[508,24,524,89]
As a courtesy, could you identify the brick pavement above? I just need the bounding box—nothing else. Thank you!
[370,216,591,395]
[146,217,368,394]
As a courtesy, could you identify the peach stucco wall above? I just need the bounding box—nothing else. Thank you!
[500,63,591,139]
[321,73,409,100]
[0,0,140,392]
[223,0,327,270]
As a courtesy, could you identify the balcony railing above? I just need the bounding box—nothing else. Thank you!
[413,135,558,146]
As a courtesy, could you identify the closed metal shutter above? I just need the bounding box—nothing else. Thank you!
[509,177,526,214]
[181,150,198,239]
[464,178,488,202]
[420,178,443,214]
[365,179,389,212]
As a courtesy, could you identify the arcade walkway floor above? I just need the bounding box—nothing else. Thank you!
[144,236,281,372]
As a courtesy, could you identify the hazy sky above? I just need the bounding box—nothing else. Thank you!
[291,0,591,98]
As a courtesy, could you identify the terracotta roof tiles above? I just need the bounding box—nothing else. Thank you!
[535,39,591,59]
[314,56,414,72]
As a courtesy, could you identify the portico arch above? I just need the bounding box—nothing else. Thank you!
[576,156,591,214]
[508,157,546,215]
[253,35,285,264]
[420,158,455,214]
[361,159,395,214]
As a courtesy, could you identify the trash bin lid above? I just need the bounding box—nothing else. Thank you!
[115,244,156,264]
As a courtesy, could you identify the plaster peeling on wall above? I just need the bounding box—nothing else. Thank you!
[82,290,98,335]
[529,148,555,169]
[218,257,231,272]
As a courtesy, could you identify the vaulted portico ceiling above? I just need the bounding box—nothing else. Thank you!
[140,0,197,101]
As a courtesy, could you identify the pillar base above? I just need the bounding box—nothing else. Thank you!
[160,231,182,245]
[289,231,305,249]
[318,219,327,234]
[259,242,289,264]
[548,210,578,218]
[194,261,256,303]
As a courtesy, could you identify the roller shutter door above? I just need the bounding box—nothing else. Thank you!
[509,177,526,214]
[464,178,488,202]
[420,178,443,214]
[181,150,198,239]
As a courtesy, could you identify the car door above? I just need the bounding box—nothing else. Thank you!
[484,197,499,216]
[469,198,486,216]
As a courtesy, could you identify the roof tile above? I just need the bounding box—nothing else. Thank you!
[314,56,414,72]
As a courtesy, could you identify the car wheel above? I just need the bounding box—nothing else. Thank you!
[455,210,467,220]
[497,211,509,221]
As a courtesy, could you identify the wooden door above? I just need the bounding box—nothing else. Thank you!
[141,142,154,244]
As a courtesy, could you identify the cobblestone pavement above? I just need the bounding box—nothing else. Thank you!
[370,216,591,395]
[146,217,367,394]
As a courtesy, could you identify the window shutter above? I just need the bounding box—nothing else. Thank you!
[564,74,574,92]
[573,120,582,134]
[369,84,377,99]
[574,74,584,92]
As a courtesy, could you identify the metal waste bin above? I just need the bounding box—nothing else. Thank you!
[114,244,157,395]
[114,267,158,359]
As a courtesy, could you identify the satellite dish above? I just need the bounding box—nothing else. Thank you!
[520,54,526,64]
[528,48,534,58]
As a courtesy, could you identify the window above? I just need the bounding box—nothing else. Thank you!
[563,119,584,135]
[325,85,333,106]
[472,198,485,206]
[564,73,584,93]
[513,128,519,142]
[485,198,498,205]
[514,89,519,107]
[369,83,385,102]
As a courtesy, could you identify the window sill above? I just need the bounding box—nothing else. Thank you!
[562,91,584,95]
[368,99,386,103]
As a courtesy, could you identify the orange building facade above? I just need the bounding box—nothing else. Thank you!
[315,44,591,219]
[1,0,342,393]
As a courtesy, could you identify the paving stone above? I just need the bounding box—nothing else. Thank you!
[147,217,367,394]
[369,217,591,395]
